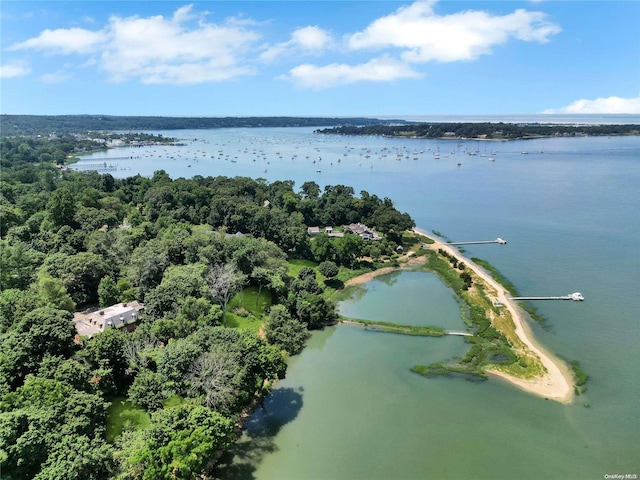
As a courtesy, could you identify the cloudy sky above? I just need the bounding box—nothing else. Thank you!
[1,1,638,116]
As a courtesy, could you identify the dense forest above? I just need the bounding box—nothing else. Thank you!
[316,122,640,139]
[0,133,414,479]
[0,115,405,136]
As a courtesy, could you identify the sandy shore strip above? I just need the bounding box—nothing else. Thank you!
[343,266,398,288]
[413,227,574,403]
[342,254,428,289]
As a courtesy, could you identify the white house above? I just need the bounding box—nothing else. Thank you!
[74,301,144,338]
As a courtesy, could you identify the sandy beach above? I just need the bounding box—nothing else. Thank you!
[412,228,574,403]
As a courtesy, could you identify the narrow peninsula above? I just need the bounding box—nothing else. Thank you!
[340,229,575,404]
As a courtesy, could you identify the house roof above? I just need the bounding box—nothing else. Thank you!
[74,301,144,338]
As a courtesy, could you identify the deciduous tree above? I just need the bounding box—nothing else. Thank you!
[318,260,339,279]
[264,305,309,354]
[206,263,246,325]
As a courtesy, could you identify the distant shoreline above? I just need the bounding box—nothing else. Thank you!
[315,122,640,141]
[3,114,639,137]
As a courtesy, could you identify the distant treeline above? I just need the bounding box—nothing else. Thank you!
[0,115,406,136]
[316,122,640,139]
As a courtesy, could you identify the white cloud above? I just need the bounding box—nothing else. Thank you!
[347,0,561,63]
[171,4,196,24]
[39,71,74,84]
[543,96,640,114]
[101,10,260,84]
[8,27,108,54]
[293,26,332,50]
[5,1,563,89]
[7,5,260,85]
[260,26,332,62]
[0,61,31,78]
[283,56,422,89]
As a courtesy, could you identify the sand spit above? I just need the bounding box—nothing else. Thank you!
[412,228,574,403]
[338,229,574,402]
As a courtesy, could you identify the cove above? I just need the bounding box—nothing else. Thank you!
[214,271,487,479]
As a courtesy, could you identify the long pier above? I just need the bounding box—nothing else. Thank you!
[448,238,507,245]
[509,292,584,302]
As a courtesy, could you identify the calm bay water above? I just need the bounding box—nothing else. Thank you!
[77,124,640,479]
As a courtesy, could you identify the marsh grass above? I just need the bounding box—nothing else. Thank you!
[342,317,445,337]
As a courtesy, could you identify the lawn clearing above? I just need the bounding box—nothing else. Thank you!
[106,397,151,442]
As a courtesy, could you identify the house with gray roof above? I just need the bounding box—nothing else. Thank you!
[344,223,382,241]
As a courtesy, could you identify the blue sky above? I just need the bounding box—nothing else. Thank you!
[1,1,638,116]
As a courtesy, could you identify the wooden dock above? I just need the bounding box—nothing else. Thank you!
[509,293,584,302]
[448,238,507,246]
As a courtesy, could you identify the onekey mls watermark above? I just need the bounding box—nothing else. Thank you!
[604,475,637,479]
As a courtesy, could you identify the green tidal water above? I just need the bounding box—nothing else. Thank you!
[337,270,466,328]
[216,271,638,480]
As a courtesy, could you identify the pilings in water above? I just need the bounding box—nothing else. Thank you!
[509,293,585,302]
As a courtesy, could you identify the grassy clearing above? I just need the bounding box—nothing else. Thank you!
[106,397,151,442]
[287,259,325,282]
[226,286,272,333]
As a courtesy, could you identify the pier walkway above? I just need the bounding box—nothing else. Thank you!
[509,293,584,302]
[448,238,507,246]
